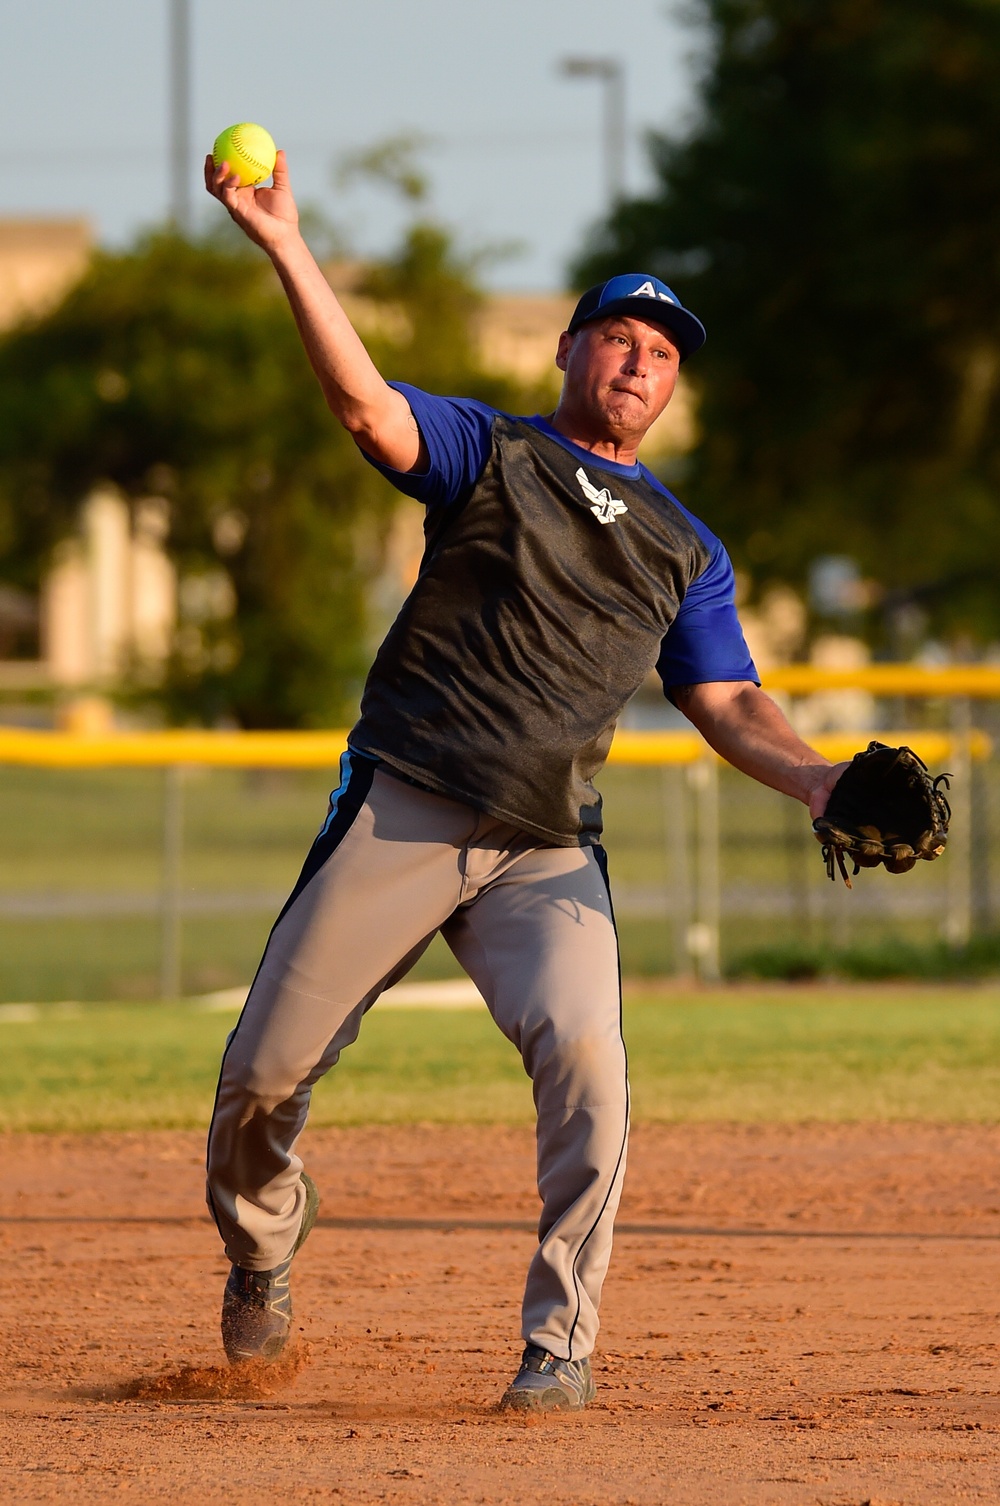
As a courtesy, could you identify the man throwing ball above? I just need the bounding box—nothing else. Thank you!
[205,146,844,1411]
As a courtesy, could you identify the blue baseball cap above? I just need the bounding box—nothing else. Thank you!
[567,273,706,361]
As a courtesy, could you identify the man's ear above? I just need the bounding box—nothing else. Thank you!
[555,330,573,372]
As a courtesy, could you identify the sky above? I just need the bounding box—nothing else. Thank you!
[1,0,707,290]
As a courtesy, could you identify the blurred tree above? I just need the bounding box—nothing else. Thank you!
[0,224,525,725]
[574,0,1000,648]
[335,131,432,205]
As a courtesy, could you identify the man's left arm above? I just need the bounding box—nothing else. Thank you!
[672,681,848,820]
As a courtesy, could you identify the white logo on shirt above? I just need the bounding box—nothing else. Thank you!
[576,467,629,525]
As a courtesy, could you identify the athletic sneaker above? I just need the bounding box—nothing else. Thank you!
[499,1342,596,1412]
[220,1171,320,1364]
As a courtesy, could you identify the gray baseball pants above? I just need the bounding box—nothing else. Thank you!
[206,754,629,1360]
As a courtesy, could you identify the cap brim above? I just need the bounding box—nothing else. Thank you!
[570,297,706,361]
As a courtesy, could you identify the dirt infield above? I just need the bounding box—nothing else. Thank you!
[3,1123,1000,1504]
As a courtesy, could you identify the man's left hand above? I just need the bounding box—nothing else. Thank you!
[806,762,850,821]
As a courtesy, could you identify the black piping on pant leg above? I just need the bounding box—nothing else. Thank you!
[274,750,379,925]
[204,749,377,1229]
[445,838,629,1360]
[564,842,630,1360]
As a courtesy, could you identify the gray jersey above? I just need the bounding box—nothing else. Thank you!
[351,416,712,844]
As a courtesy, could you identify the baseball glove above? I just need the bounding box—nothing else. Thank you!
[812,740,951,888]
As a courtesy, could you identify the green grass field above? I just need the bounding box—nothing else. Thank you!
[2,984,999,1132]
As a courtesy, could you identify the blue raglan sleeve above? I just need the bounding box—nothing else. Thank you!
[359,381,497,510]
[655,514,759,695]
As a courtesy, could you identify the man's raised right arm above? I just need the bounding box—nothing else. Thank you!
[205,149,425,473]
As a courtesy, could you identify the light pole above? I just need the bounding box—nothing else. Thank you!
[169,0,192,234]
[558,56,626,210]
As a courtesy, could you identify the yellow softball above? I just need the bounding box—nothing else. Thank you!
[212,123,277,187]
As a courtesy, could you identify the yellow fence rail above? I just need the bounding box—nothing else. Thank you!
[0,728,355,768]
[0,666,994,769]
[0,725,991,768]
[762,665,1000,697]
[608,729,991,767]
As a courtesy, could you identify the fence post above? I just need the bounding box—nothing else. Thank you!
[784,793,811,941]
[160,763,185,1000]
[687,757,721,982]
[943,698,972,950]
[661,764,690,976]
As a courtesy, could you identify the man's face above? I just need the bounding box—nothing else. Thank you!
[555,315,682,442]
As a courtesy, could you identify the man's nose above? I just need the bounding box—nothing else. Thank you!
[624,348,648,376]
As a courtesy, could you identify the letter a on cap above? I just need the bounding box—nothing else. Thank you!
[631,281,658,297]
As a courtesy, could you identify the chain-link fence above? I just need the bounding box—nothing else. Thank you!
[1,674,997,1001]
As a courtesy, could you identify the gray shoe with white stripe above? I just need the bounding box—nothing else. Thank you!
[220,1172,319,1364]
[499,1342,596,1411]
